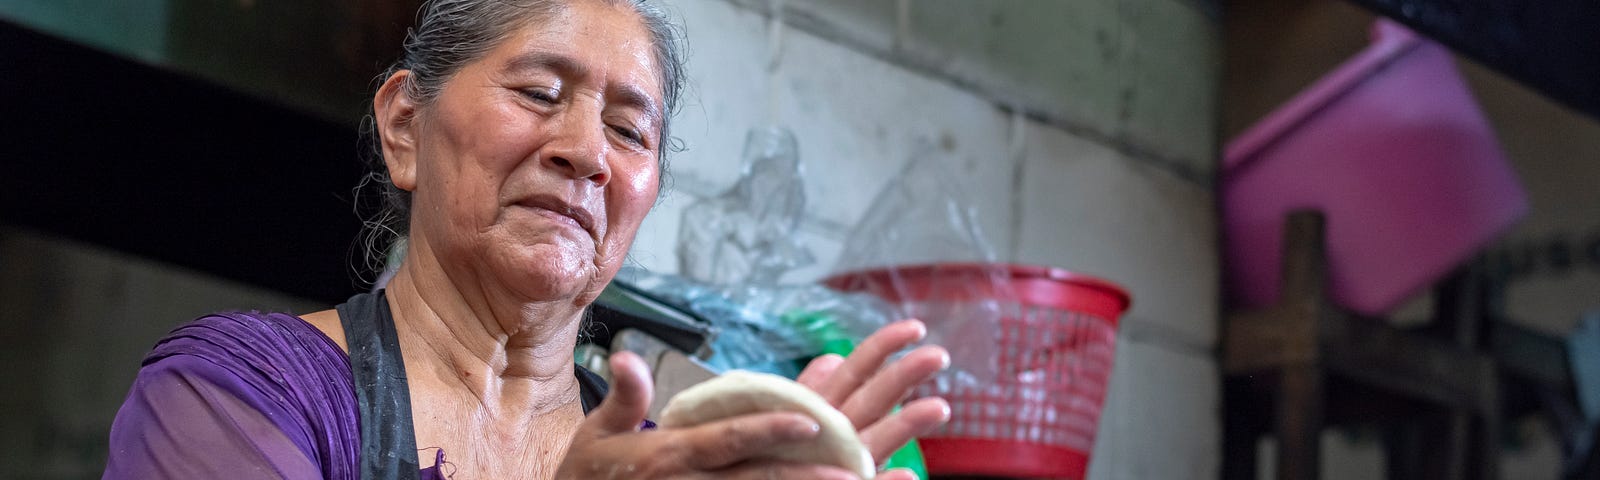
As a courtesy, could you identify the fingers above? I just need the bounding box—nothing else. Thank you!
[672,412,822,470]
[796,353,845,390]
[859,397,951,461]
[876,468,921,480]
[710,462,860,480]
[838,345,948,428]
[573,351,654,442]
[814,320,927,405]
[562,411,853,479]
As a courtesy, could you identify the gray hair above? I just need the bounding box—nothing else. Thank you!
[356,0,685,279]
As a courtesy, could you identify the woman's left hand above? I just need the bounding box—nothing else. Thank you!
[795,319,952,480]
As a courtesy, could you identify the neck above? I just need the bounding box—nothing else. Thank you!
[385,243,584,416]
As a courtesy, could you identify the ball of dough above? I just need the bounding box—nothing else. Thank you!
[659,370,875,479]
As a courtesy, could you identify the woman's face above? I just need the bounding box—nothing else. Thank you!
[382,0,663,307]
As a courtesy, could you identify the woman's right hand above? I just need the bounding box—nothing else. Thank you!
[555,351,863,479]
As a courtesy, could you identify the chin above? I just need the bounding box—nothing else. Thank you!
[495,244,597,304]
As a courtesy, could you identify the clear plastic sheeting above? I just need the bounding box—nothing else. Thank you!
[827,151,1010,387]
[616,267,896,378]
[677,126,815,286]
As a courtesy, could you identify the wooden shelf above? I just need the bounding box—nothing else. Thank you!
[1222,211,1499,480]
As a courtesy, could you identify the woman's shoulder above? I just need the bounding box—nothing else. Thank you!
[146,310,349,373]
[108,310,362,479]
[140,310,357,423]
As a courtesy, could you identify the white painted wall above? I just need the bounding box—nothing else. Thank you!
[633,1,1222,477]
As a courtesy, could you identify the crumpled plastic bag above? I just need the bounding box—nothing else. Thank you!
[616,267,896,378]
[676,126,814,286]
[826,148,1009,387]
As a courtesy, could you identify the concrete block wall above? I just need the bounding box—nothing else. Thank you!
[634,0,1222,477]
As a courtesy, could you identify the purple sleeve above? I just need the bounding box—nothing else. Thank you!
[103,354,323,479]
[103,312,361,480]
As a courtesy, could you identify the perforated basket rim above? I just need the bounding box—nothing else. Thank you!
[822,262,1132,322]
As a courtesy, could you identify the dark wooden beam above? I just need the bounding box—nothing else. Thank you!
[0,19,367,303]
[1318,315,1497,413]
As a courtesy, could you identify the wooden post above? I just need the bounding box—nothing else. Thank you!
[1275,211,1327,480]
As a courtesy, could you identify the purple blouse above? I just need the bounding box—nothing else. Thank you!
[103,312,448,479]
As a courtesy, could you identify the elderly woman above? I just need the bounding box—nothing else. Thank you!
[103,0,950,479]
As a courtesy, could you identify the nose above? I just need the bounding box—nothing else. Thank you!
[540,108,610,185]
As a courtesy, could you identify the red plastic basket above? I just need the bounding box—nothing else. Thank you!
[825,263,1130,479]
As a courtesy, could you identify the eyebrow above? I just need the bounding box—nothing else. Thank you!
[610,83,663,130]
[503,52,664,128]
[505,52,588,80]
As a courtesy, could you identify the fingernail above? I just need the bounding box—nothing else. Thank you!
[784,418,821,439]
[909,319,927,340]
[938,349,951,370]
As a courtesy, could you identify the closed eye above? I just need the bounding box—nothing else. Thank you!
[611,124,644,146]
[520,87,559,104]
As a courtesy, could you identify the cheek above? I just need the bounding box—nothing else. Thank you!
[605,161,660,244]
[439,132,526,223]
[414,111,514,216]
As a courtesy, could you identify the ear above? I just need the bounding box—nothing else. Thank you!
[374,70,421,192]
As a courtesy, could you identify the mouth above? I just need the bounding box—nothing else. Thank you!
[515,194,596,237]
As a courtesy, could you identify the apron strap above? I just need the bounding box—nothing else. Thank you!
[576,363,608,413]
[338,290,614,479]
[339,291,421,480]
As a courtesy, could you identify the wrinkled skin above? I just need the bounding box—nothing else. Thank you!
[368,1,951,478]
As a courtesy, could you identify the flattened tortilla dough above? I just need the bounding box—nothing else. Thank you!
[659,370,875,479]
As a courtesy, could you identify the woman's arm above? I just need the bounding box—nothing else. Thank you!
[104,355,324,480]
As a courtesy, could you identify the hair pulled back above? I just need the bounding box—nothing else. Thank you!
[356,0,684,279]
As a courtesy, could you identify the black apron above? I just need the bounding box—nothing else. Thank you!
[338,291,609,480]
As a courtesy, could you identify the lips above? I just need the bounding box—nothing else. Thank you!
[515,194,596,236]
